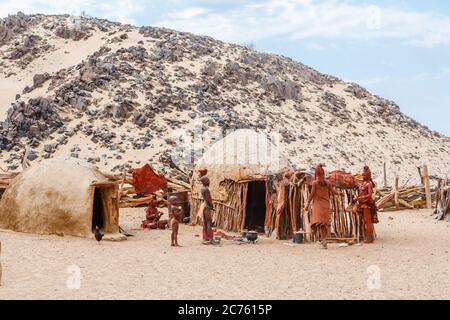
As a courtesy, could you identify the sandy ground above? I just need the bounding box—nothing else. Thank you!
[1,208,449,300]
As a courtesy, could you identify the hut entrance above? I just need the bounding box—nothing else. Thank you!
[245,181,266,231]
[92,187,106,231]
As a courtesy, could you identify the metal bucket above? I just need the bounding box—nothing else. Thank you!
[293,232,304,244]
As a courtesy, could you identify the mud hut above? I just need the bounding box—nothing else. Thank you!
[0,158,124,240]
[190,129,292,234]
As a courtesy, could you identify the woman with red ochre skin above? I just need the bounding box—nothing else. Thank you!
[305,164,339,250]
[356,166,378,244]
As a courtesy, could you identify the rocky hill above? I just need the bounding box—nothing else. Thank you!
[0,13,449,184]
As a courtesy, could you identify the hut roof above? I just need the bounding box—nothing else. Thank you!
[192,129,291,201]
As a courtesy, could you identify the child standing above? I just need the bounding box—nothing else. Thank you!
[168,196,183,247]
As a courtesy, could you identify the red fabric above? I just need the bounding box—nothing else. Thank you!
[328,170,357,189]
[129,164,167,195]
[202,208,214,241]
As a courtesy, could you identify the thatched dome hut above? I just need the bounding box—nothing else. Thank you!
[190,129,292,233]
[0,158,124,239]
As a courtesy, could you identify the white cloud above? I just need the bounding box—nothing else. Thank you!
[170,7,209,20]
[357,69,450,85]
[3,0,450,48]
[412,72,432,81]
[0,0,145,25]
[304,42,325,51]
[406,69,450,81]
[154,0,450,48]
[437,67,450,79]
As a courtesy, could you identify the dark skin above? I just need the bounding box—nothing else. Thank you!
[200,178,208,186]
[198,169,208,179]
[171,206,182,247]
[200,178,213,209]
[200,177,215,244]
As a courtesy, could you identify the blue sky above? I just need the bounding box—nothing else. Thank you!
[1,0,449,135]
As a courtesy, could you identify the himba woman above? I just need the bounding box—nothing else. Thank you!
[304,164,339,249]
[199,176,215,245]
[356,166,379,244]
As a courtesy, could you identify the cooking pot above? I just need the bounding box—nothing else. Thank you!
[157,220,168,230]
[158,223,166,230]
[246,231,258,243]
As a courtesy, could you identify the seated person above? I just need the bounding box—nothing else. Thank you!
[142,194,163,228]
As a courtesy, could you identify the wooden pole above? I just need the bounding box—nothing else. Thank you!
[394,176,400,210]
[423,164,432,210]
[417,167,424,185]
[22,147,31,169]
[435,179,442,209]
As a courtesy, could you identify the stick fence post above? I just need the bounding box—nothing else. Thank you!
[423,164,432,210]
